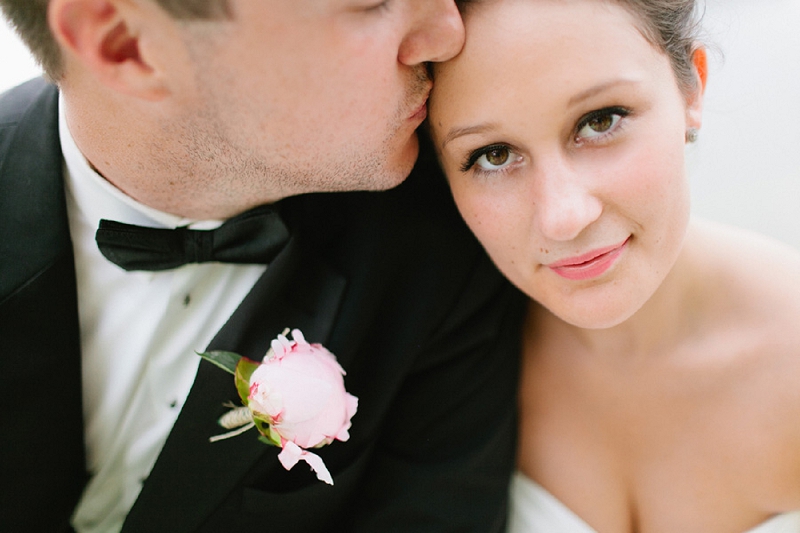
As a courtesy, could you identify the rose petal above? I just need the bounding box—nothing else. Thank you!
[277,440,302,470]
[278,441,334,485]
[290,329,306,344]
[334,393,359,441]
[335,427,350,442]
[299,450,333,485]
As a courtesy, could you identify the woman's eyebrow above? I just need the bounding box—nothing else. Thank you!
[441,122,501,149]
[567,78,641,107]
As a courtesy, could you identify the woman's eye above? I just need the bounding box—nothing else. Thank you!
[462,144,520,172]
[363,0,390,12]
[575,107,629,142]
[481,146,511,167]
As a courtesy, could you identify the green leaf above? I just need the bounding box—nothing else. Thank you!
[196,350,242,375]
[253,416,281,446]
[257,433,280,448]
[234,356,261,405]
[252,420,281,447]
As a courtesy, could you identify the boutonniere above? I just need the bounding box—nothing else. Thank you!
[198,329,358,485]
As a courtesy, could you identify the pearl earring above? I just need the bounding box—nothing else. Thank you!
[685,128,699,143]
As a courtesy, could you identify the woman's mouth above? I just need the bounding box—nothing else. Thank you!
[547,236,631,281]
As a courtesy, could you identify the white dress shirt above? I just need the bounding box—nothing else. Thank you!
[59,98,267,533]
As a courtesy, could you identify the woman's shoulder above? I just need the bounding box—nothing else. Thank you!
[690,220,800,485]
[689,215,800,374]
[690,218,800,313]
[686,219,800,365]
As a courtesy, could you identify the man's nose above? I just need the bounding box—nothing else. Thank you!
[398,0,465,66]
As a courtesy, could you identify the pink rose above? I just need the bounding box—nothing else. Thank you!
[246,329,358,484]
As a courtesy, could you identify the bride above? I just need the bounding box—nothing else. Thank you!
[428,0,800,531]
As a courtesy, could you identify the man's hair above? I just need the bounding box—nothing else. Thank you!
[0,0,231,81]
[457,0,704,100]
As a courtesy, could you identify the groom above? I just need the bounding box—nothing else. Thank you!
[0,1,524,532]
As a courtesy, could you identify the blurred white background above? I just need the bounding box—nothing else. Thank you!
[1,1,798,248]
[689,0,800,249]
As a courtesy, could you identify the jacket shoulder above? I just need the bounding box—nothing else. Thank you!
[0,77,67,302]
[0,77,55,124]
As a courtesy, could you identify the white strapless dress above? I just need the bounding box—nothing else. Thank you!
[508,472,800,533]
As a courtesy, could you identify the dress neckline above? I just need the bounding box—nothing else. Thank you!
[509,472,800,533]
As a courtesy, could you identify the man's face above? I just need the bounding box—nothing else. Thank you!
[168,0,464,209]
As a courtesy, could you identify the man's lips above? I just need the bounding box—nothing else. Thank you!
[547,237,631,281]
[409,101,428,121]
[408,83,432,121]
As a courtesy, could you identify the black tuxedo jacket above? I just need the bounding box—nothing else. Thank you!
[0,79,525,533]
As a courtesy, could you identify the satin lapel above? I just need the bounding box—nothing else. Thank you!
[122,233,348,533]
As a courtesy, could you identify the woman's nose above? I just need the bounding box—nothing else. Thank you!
[531,162,603,242]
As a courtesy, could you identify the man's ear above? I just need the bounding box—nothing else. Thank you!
[48,0,169,100]
[685,46,708,131]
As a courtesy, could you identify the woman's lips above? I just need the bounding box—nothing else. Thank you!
[547,237,631,281]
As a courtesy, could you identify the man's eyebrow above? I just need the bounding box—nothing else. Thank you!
[567,78,640,107]
[440,123,500,149]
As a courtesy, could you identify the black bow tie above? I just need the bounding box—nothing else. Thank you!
[95,205,290,271]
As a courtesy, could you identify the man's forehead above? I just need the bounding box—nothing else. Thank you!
[234,0,354,12]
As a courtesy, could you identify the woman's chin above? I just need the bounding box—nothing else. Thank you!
[537,293,649,331]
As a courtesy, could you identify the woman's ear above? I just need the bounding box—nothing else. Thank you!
[685,46,708,131]
[48,0,169,100]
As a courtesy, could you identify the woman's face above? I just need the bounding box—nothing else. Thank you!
[430,0,704,329]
